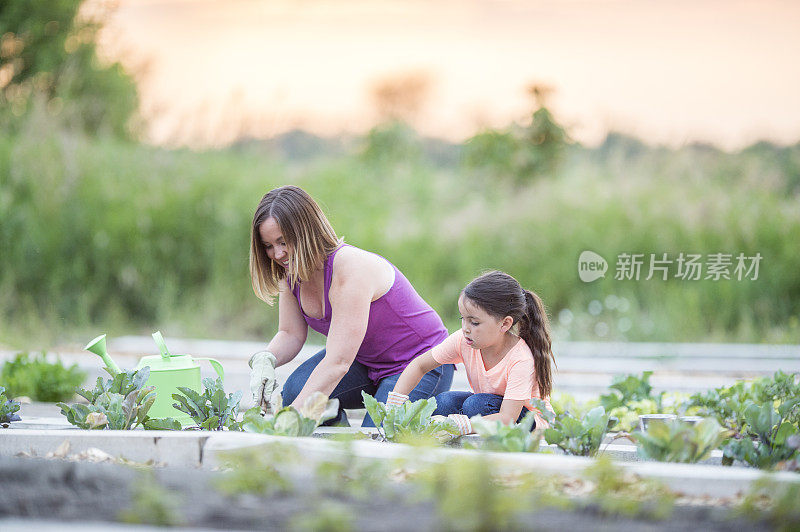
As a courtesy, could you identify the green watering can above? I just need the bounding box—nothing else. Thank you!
[85,332,225,426]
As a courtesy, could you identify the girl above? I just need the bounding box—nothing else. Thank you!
[388,270,555,434]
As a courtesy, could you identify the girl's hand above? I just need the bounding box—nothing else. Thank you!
[446,414,473,435]
[386,391,409,408]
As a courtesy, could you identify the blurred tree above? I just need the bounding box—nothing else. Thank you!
[370,71,431,124]
[0,0,139,138]
[515,84,570,179]
[361,72,431,167]
[463,83,570,185]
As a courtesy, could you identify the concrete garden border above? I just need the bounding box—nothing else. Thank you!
[2,427,797,498]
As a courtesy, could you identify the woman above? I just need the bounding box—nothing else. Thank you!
[248,185,453,426]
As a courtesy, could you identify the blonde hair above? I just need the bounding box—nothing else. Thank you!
[249,186,342,303]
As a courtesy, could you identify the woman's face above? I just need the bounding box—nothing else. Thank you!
[259,217,291,270]
[458,294,508,350]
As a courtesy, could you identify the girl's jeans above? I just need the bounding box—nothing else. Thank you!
[281,348,454,427]
[432,391,534,428]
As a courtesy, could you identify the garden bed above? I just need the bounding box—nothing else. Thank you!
[0,452,776,531]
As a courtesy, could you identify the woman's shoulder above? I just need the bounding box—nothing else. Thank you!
[331,245,393,280]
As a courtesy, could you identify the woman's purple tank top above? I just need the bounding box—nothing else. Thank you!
[291,244,448,382]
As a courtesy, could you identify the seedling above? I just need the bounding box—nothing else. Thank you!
[723,400,800,469]
[243,391,338,437]
[633,418,731,463]
[172,377,243,431]
[543,404,610,457]
[468,410,543,452]
[215,446,293,496]
[57,367,181,430]
[118,470,185,526]
[361,391,458,442]
[583,455,675,520]
[736,476,800,531]
[0,386,21,426]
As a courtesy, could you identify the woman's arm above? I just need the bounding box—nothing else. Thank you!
[289,251,375,408]
[392,351,441,396]
[266,280,308,367]
[481,398,525,425]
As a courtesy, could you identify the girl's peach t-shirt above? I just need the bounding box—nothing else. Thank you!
[431,330,553,428]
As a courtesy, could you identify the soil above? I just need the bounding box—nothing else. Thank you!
[0,456,775,531]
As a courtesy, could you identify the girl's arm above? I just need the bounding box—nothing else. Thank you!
[289,250,376,409]
[392,351,442,396]
[266,279,309,367]
[481,398,525,425]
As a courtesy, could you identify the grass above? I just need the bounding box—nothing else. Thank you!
[1,112,798,348]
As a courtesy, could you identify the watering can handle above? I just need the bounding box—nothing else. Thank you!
[195,358,224,381]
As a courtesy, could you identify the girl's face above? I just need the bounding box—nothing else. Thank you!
[259,217,291,270]
[458,294,511,350]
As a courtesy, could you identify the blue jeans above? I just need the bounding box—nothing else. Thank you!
[432,391,535,428]
[281,349,454,427]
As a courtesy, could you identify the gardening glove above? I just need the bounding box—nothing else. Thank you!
[249,351,278,412]
[447,414,473,435]
[430,414,472,443]
[385,391,409,409]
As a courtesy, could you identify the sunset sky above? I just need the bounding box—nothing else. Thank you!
[99,0,800,149]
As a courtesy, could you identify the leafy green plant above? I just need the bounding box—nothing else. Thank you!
[688,372,800,437]
[289,501,354,532]
[0,352,86,402]
[633,418,731,463]
[118,470,185,526]
[361,391,458,442]
[723,400,800,469]
[736,476,800,532]
[215,446,293,496]
[752,371,800,425]
[172,377,243,431]
[778,434,800,472]
[543,405,610,457]
[0,386,21,426]
[599,371,660,411]
[57,367,181,430]
[468,411,542,452]
[243,391,338,437]
[412,455,522,531]
[550,390,598,418]
[598,372,683,432]
[583,455,675,520]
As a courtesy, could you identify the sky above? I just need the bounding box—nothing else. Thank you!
[98,0,800,149]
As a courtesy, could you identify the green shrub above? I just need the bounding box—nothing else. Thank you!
[0,352,86,402]
[0,386,21,425]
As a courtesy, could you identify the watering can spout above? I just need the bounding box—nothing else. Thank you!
[85,334,123,376]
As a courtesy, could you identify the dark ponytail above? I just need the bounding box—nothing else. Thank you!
[519,290,555,398]
[463,271,555,398]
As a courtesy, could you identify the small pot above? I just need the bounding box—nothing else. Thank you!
[678,415,704,425]
[638,413,676,432]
